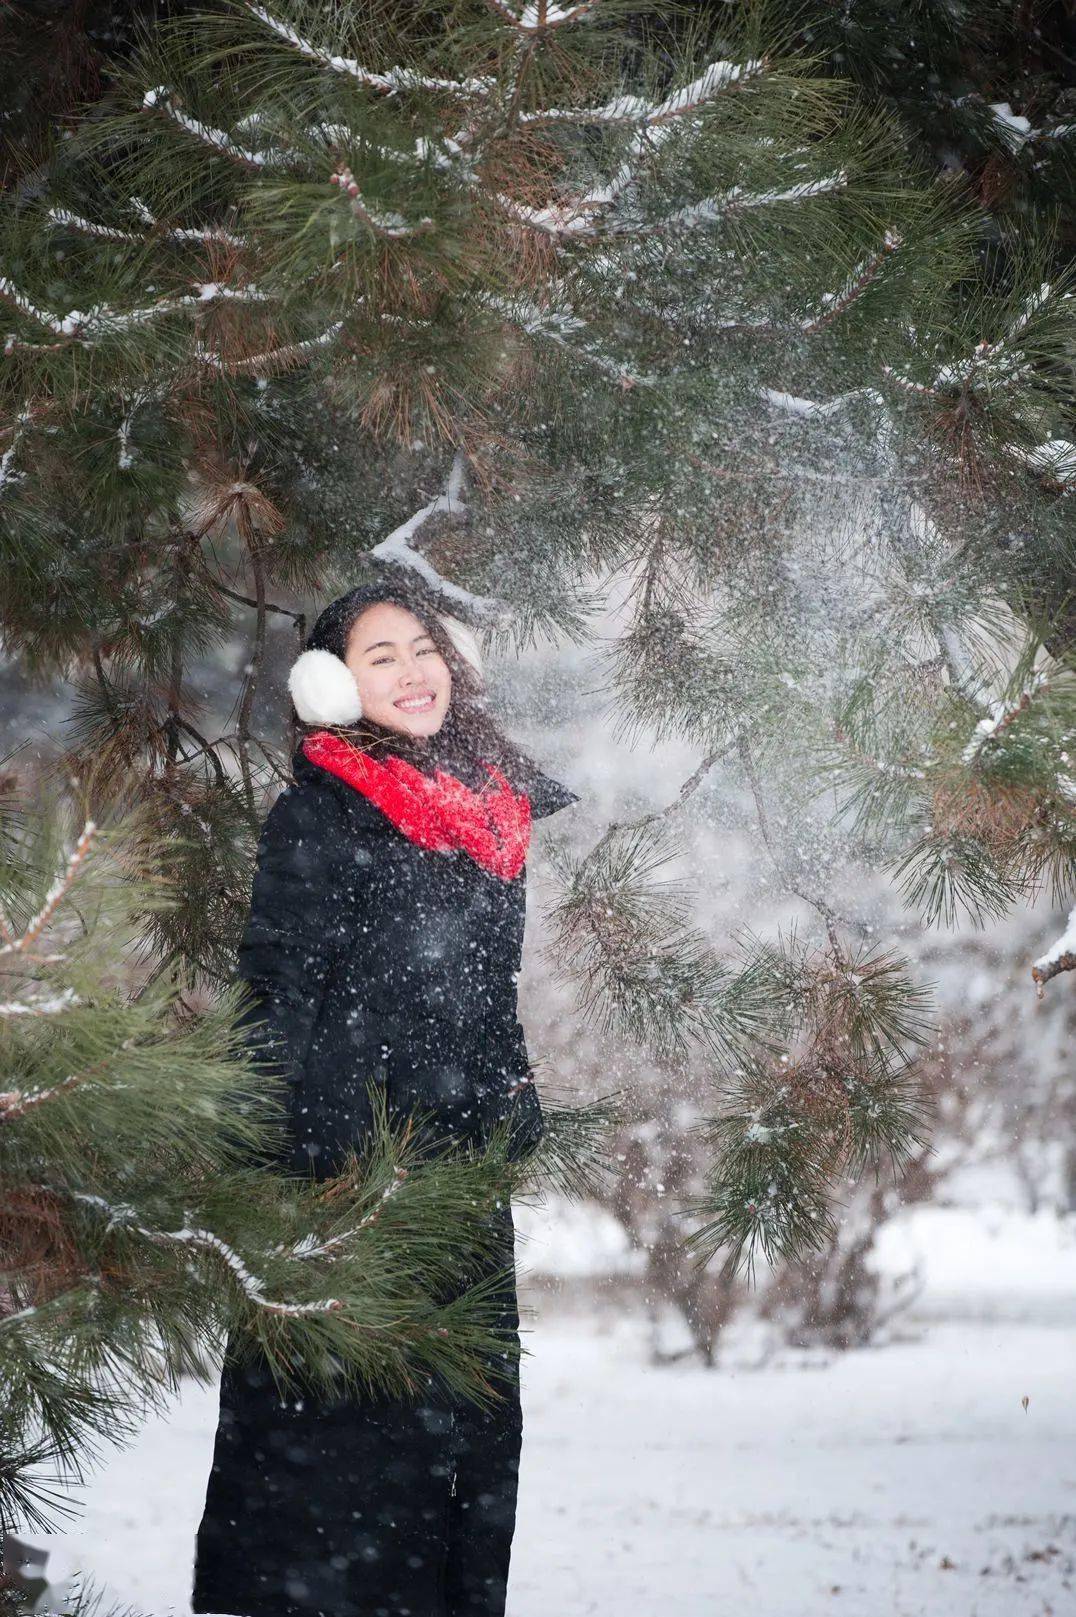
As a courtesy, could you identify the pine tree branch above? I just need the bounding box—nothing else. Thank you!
[518,57,764,127]
[330,167,434,237]
[212,582,305,623]
[800,230,903,334]
[483,293,652,386]
[278,1166,409,1261]
[883,284,1071,399]
[242,4,496,98]
[0,987,81,1019]
[196,322,346,376]
[687,232,900,339]
[66,1192,346,1316]
[1006,437,1076,491]
[482,0,605,31]
[135,196,247,248]
[0,1048,124,1122]
[500,56,768,235]
[46,202,246,251]
[235,540,268,826]
[141,87,275,169]
[0,274,272,344]
[736,735,856,949]
[0,823,97,956]
[760,384,889,419]
[163,718,228,787]
[961,672,1049,764]
[369,450,509,622]
[588,743,732,863]
[0,406,35,496]
[639,171,849,239]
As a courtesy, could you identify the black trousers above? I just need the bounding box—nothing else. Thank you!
[191,1209,523,1617]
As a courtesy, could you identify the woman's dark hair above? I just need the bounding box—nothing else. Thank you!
[302,576,548,796]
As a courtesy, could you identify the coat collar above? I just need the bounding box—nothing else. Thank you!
[292,736,580,822]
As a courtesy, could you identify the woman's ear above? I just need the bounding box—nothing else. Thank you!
[287,649,363,726]
[436,613,484,680]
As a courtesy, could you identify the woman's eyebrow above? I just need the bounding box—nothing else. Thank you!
[361,633,434,654]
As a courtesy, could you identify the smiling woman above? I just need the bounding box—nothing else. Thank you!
[191,575,579,1617]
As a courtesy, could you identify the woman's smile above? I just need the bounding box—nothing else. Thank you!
[395,692,436,712]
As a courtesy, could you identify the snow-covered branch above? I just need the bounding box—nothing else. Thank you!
[243,4,496,98]
[46,203,246,250]
[46,207,144,244]
[0,822,97,955]
[0,276,78,337]
[70,1192,345,1316]
[142,88,274,168]
[0,405,35,496]
[330,167,433,237]
[280,1167,409,1261]
[135,198,247,249]
[0,275,272,344]
[519,57,764,129]
[885,284,1069,398]
[801,231,903,333]
[500,157,838,241]
[950,97,1076,150]
[0,987,81,1020]
[196,322,346,376]
[962,672,1048,765]
[501,57,766,236]
[0,1048,123,1120]
[484,292,652,386]
[1031,906,1076,996]
[483,0,604,31]
[652,58,766,122]
[760,385,888,419]
[369,451,508,622]
[649,171,849,236]
[1006,438,1076,492]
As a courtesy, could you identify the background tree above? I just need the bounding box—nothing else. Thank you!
[1,0,1073,1288]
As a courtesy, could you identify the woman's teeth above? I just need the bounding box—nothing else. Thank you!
[395,694,435,711]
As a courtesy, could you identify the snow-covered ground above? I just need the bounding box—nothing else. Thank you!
[16,1202,1076,1617]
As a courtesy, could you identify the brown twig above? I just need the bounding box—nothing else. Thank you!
[586,742,733,867]
[235,540,267,827]
[737,735,857,950]
[1031,950,1076,995]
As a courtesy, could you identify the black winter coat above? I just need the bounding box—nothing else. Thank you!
[191,744,578,1617]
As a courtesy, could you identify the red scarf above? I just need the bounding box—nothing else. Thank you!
[303,730,531,881]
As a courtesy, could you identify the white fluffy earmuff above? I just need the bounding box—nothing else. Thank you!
[287,648,363,727]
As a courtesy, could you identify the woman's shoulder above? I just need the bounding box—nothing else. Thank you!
[260,753,389,850]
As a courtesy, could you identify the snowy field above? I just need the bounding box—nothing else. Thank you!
[17,1202,1076,1617]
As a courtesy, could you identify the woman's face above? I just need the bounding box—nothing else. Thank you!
[344,601,452,738]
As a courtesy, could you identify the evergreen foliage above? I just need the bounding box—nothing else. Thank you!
[0,0,1073,1287]
[0,792,608,1534]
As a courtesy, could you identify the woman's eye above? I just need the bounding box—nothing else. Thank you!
[372,646,437,665]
